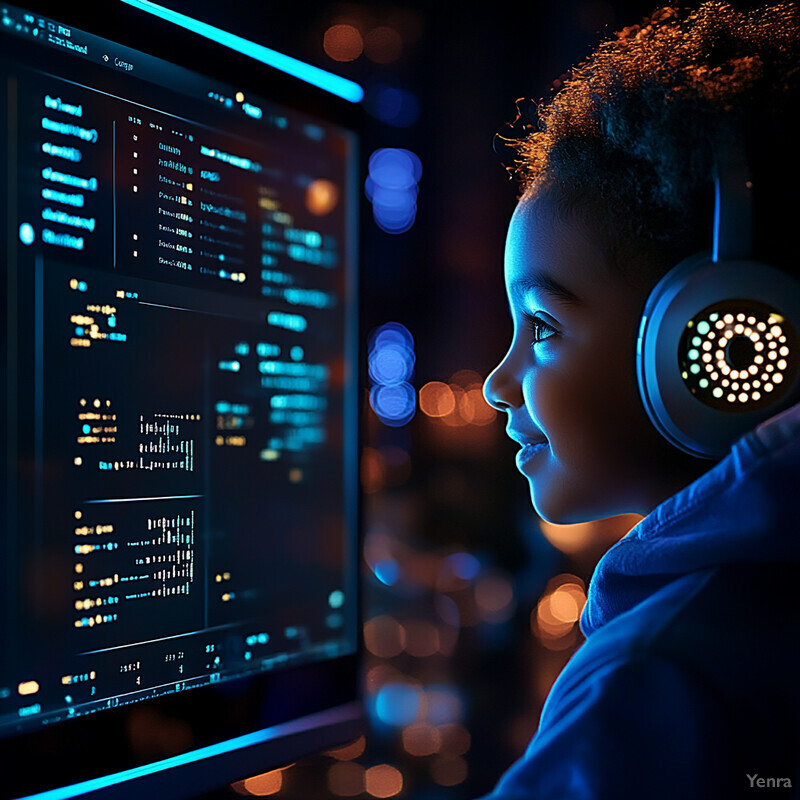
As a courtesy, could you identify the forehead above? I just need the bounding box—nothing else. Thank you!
[504,191,621,309]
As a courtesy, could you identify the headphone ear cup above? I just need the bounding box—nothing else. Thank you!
[637,253,800,459]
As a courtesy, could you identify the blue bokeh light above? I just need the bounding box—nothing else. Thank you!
[369,148,422,186]
[446,552,482,581]
[368,343,415,386]
[374,683,420,726]
[19,222,35,245]
[370,383,416,427]
[366,148,421,234]
[368,322,416,427]
[369,321,414,351]
[373,86,420,127]
[373,558,400,586]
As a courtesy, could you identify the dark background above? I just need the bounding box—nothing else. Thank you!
[120,0,655,797]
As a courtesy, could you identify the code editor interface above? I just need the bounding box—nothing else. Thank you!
[1,4,358,737]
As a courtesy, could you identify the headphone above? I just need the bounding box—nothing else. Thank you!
[636,136,800,459]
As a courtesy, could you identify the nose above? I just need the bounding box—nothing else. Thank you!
[483,348,523,411]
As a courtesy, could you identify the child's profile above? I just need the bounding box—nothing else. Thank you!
[478,2,800,797]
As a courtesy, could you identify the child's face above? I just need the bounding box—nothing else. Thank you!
[483,190,707,523]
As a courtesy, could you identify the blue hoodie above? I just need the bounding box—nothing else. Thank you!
[479,401,800,799]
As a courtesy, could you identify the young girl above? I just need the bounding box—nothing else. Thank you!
[481,2,800,797]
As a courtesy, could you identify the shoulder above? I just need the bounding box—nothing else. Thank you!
[486,650,739,800]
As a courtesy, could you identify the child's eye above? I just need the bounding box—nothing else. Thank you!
[524,313,557,345]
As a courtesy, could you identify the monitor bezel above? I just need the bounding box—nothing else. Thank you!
[0,2,364,797]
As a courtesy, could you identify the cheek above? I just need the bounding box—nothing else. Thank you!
[526,340,643,466]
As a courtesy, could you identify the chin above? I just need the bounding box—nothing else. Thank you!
[529,481,636,526]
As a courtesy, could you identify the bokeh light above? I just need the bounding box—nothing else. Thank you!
[326,736,366,761]
[369,321,414,351]
[241,769,284,796]
[374,682,421,726]
[365,148,421,234]
[367,85,420,127]
[438,723,471,756]
[402,722,442,756]
[419,382,455,417]
[403,620,440,657]
[368,322,416,426]
[532,574,587,650]
[369,384,416,427]
[363,26,403,63]
[422,370,496,427]
[372,556,400,586]
[363,615,406,658]
[323,24,363,62]
[475,570,515,622]
[365,664,402,694]
[305,178,339,216]
[365,764,403,797]
[327,762,365,796]
[424,686,464,725]
[368,342,414,385]
[431,755,468,786]
[361,447,387,494]
[446,552,481,581]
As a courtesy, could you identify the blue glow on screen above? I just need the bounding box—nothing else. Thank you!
[120,0,364,103]
[16,705,360,800]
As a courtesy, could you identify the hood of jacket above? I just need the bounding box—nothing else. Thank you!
[581,400,800,637]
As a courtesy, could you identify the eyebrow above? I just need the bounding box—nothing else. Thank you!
[510,272,581,306]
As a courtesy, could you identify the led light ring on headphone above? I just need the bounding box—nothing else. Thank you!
[637,255,800,459]
[679,299,796,411]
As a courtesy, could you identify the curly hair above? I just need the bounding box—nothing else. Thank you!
[499,1,800,275]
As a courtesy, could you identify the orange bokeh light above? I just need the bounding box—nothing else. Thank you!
[306,179,340,216]
[361,447,387,494]
[403,620,440,657]
[326,735,366,761]
[449,369,483,387]
[431,755,468,786]
[421,371,496,427]
[475,572,514,614]
[363,26,403,63]
[532,574,587,646]
[327,762,365,796]
[365,764,403,798]
[419,381,455,417]
[363,615,406,658]
[402,722,442,756]
[438,723,471,756]
[323,24,363,62]
[441,384,468,427]
[241,769,283,796]
[459,387,496,425]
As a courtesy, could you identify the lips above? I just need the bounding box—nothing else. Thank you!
[506,427,548,448]
[506,427,549,472]
[516,440,549,471]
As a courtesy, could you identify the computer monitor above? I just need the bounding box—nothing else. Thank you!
[0,2,363,797]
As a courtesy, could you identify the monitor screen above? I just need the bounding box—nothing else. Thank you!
[0,3,362,796]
